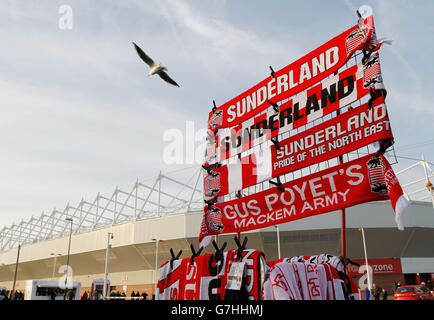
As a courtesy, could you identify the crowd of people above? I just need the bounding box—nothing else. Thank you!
[2,280,432,301]
[108,290,149,300]
[0,290,25,300]
[79,290,149,300]
[369,284,389,300]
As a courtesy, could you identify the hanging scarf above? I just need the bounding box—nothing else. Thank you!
[208,14,378,133]
[155,258,189,300]
[290,254,361,300]
[220,249,266,300]
[157,249,266,300]
[204,96,393,200]
[263,262,303,300]
[199,153,408,244]
[264,260,338,300]
[206,52,385,165]
[290,254,345,272]
[321,263,347,300]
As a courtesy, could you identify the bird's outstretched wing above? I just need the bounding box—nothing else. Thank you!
[158,71,180,87]
[132,42,155,67]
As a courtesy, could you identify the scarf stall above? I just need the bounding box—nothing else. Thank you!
[199,6,409,247]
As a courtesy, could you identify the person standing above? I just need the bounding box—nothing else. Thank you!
[371,283,381,300]
[380,288,388,300]
[427,279,433,291]
[67,290,75,300]
[393,281,398,293]
[142,291,148,300]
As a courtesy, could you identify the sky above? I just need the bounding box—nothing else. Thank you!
[0,0,433,228]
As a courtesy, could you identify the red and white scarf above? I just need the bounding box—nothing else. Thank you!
[157,253,226,300]
[208,14,378,132]
[206,52,385,165]
[204,96,393,200]
[156,249,265,300]
[220,249,265,300]
[263,262,303,300]
[199,153,409,244]
[290,254,345,272]
[290,254,360,300]
[294,262,326,300]
[264,260,337,300]
[156,258,190,300]
[321,263,347,300]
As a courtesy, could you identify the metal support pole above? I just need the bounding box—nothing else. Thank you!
[134,179,138,220]
[11,244,21,300]
[158,171,162,217]
[187,169,201,213]
[360,227,372,291]
[103,232,113,299]
[51,253,61,279]
[52,255,57,279]
[153,239,160,295]
[335,82,347,258]
[275,225,281,259]
[96,193,100,227]
[113,188,118,225]
[422,155,434,208]
[64,218,73,300]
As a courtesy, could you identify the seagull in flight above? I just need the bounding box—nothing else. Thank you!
[132,42,179,87]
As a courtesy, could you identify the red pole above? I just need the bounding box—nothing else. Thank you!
[236,153,242,244]
[339,152,346,258]
[336,106,346,258]
[341,207,346,258]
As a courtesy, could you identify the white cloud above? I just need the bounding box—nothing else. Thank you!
[150,0,299,77]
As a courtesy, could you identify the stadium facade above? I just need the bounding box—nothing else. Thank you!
[0,160,433,297]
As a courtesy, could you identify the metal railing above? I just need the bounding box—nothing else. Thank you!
[396,155,434,206]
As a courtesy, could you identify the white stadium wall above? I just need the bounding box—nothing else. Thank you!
[1,200,433,296]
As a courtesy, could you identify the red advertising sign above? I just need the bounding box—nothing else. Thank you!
[346,258,402,276]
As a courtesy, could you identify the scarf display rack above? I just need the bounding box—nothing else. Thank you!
[156,237,361,301]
